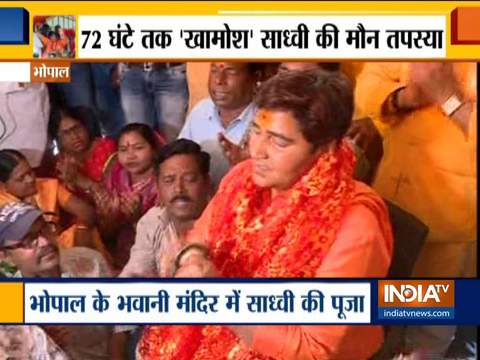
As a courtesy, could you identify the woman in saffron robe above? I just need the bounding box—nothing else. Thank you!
[0,149,99,252]
[139,70,394,359]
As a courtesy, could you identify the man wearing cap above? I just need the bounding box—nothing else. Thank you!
[0,202,60,277]
[0,202,112,360]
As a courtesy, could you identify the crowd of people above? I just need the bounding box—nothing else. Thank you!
[0,61,476,360]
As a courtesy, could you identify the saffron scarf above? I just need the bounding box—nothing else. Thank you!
[139,140,356,359]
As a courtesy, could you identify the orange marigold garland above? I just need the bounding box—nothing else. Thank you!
[139,140,356,359]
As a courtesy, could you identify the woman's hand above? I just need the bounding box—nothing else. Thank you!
[57,155,83,190]
[43,325,71,348]
[174,252,219,278]
[120,191,142,222]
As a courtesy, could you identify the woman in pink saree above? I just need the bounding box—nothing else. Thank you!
[66,123,162,269]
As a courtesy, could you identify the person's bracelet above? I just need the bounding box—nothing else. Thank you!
[174,243,209,271]
[83,179,97,194]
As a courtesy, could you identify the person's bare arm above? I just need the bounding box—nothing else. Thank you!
[61,193,96,228]
[391,62,473,136]
[109,331,129,360]
[36,32,49,46]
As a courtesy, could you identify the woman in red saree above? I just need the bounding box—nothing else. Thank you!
[139,70,393,359]
[49,106,117,188]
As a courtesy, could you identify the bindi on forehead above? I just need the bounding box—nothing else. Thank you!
[119,133,148,146]
[121,140,145,147]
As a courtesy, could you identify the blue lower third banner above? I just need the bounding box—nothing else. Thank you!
[0,278,479,325]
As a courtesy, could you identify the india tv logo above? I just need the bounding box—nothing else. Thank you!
[377,280,455,320]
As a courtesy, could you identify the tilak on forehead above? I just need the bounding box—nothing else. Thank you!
[256,109,274,128]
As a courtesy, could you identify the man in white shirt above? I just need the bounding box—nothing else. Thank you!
[178,62,260,187]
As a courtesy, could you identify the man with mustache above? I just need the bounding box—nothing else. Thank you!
[0,202,112,360]
[0,203,60,277]
[0,202,69,359]
[119,138,211,278]
[112,140,211,359]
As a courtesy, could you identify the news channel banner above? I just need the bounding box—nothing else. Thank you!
[0,279,478,325]
[1,2,480,69]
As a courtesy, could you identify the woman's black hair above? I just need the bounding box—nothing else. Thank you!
[0,149,27,182]
[155,139,210,177]
[48,106,101,143]
[255,69,353,148]
[117,123,160,151]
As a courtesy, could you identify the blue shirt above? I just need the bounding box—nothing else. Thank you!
[178,98,256,187]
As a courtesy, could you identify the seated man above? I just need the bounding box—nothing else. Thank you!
[113,139,211,359]
[178,62,260,188]
[0,202,111,360]
[120,138,211,277]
